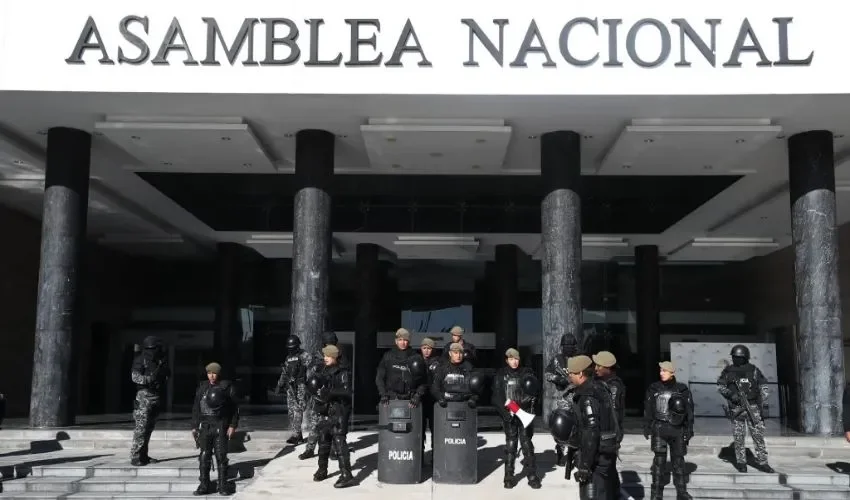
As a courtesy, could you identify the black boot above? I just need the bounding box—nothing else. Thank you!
[755,462,775,473]
[524,454,541,489]
[313,445,330,481]
[217,458,232,496]
[503,454,517,489]
[555,444,565,467]
[286,433,304,445]
[649,484,663,500]
[194,455,213,496]
[333,442,357,488]
[299,446,316,460]
[734,463,747,473]
[675,486,693,500]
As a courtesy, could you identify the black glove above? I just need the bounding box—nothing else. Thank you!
[684,427,694,444]
[409,393,421,408]
[380,394,390,405]
[643,423,652,440]
[467,397,478,409]
[574,468,592,484]
[438,399,448,408]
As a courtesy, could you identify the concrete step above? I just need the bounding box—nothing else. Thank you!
[2,476,240,494]
[0,494,215,500]
[622,483,850,499]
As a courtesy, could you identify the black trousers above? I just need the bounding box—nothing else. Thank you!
[503,416,536,476]
[579,453,617,500]
[650,422,688,489]
[198,419,229,485]
[317,409,352,474]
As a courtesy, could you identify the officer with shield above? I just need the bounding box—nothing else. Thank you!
[644,361,694,500]
[492,348,542,489]
[191,362,240,496]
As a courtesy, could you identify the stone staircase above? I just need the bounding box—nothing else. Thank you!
[0,430,849,499]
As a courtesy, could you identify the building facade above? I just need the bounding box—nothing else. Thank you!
[0,0,847,435]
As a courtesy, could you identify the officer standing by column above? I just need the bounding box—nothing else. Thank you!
[717,345,775,473]
[545,334,579,467]
[310,344,357,489]
[492,348,542,490]
[130,335,170,466]
[418,337,441,459]
[191,362,240,496]
[275,335,312,445]
[644,361,694,500]
[566,355,620,499]
[300,332,348,460]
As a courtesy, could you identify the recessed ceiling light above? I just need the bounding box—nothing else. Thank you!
[776,134,786,139]
[242,163,252,168]
[622,164,632,169]
[475,138,487,144]
[221,136,231,141]
[162,162,173,166]
[760,216,768,220]
[644,138,654,144]
[471,164,481,169]
[337,134,347,139]
[583,135,594,140]
[386,136,397,143]
[528,135,538,140]
[130,135,141,140]
[36,130,47,136]
[835,134,845,139]
[284,133,294,138]
[735,138,746,144]
[12,160,24,165]
[429,152,443,158]
[391,163,401,168]
[703,165,713,170]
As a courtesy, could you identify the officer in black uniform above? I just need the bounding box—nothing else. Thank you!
[441,326,477,365]
[419,337,441,458]
[191,362,240,496]
[545,334,579,467]
[431,343,476,408]
[276,335,312,445]
[376,328,427,407]
[130,335,170,466]
[301,332,348,460]
[566,355,620,500]
[309,344,357,489]
[717,345,774,473]
[492,348,542,489]
[644,361,694,500]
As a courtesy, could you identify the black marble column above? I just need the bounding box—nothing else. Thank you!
[214,243,242,379]
[29,127,91,428]
[354,243,380,415]
[540,131,583,418]
[290,130,334,357]
[494,245,519,356]
[788,130,844,435]
[635,245,661,391]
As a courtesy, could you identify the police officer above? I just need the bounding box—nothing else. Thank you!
[492,348,542,490]
[191,362,240,496]
[300,332,348,460]
[593,351,625,432]
[566,355,619,500]
[431,343,476,408]
[376,328,426,407]
[717,345,775,473]
[130,335,170,466]
[276,335,312,445]
[419,337,441,458]
[545,334,579,467]
[441,326,477,365]
[310,344,357,489]
[644,361,694,500]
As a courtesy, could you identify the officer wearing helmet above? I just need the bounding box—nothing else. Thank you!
[130,335,170,466]
[275,335,313,445]
[717,345,774,474]
[644,361,694,500]
[492,348,542,489]
[191,362,240,496]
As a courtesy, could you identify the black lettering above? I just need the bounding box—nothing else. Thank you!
[602,19,623,67]
[773,17,813,66]
[66,16,114,65]
[510,19,556,68]
[260,18,300,65]
[345,19,382,66]
[626,19,671,68]
[202,17,259,66]
[152,18,198,66]
[723,18,772,67]
[461,18,509,67]
[559,17,599,67]
[305,18,342,66]
[117,15,150,65]
[386,19,432,67]
[672,19,720,67]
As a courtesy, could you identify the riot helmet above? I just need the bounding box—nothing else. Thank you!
[668,393,688,415]
[142,335,163,351]
[205,385,227,410]
[730,344,750,366]
[306,374,324,395]
[322,331,339,347]
[286,336,301,352]
[468,372,485,394]
[521,374,541,397]
[549,409,576,443]
[408,356,425,380]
